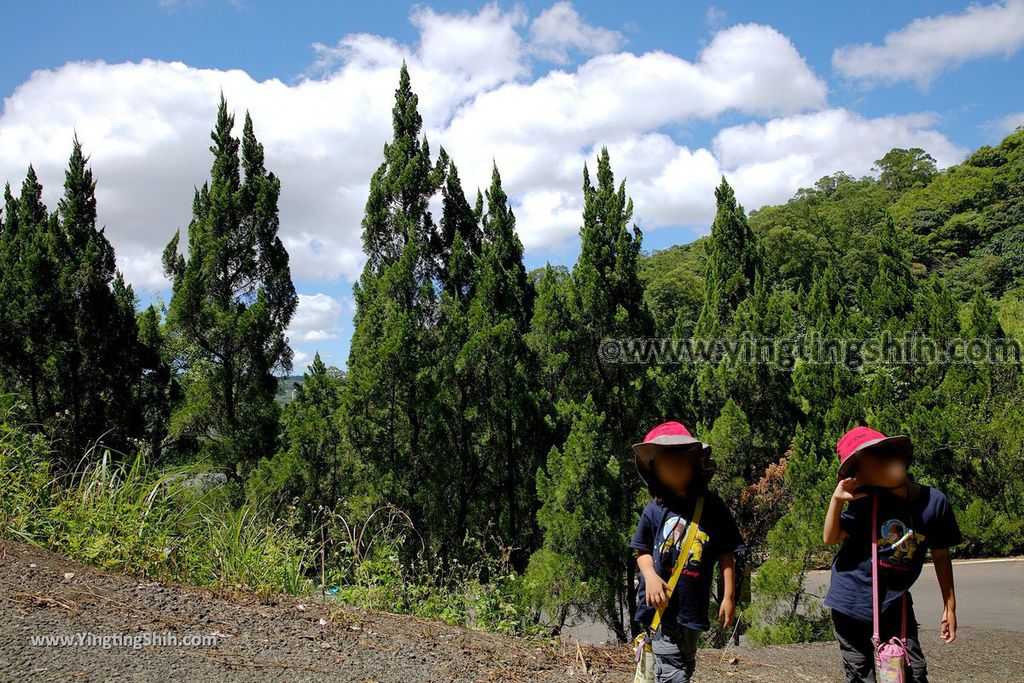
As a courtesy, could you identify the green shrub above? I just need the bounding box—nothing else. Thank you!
[744,511,834,646]
[959,498,1024,556]
[326,532,543,637]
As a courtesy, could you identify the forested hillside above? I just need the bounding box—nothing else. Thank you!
[642,140,1024,342]
[1,64,1022,648]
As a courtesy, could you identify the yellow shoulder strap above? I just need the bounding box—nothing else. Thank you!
[649,496,705,634]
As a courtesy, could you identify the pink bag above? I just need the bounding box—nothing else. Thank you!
[872,494,910,682]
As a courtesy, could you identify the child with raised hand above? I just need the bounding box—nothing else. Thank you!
[823,427,962,683]
[630,421,745,683]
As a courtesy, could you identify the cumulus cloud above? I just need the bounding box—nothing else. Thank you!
[0,57,398,289]
[510,108,968,246]
[528,2,626,64]
[833,0,1024,88]
[0,1,963,298]
[713,109,967,211]
[292,349,313,370]
[435,21,827,244]
[287,293,346,343]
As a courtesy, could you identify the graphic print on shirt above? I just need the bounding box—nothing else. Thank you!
[878,518,926,568]
[657,515,710,575]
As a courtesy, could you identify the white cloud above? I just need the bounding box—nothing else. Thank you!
[996,111,1024,132]
[528,2,626,64]
[0,57,396,289]
[705,6,728,29]
[291,349,313,371]
[510,108,969,246]
[0,2,965,297]
[435,22,828,242]
[287,293,346,343]
[446,22,825,150]
[713,109,967,211]
[833,0,1024,88]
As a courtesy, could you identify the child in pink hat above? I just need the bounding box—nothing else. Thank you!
[823,426,962,683]
[630,421,745,683]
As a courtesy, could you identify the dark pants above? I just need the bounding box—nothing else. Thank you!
[651,622,700,683]
[832,605,928,683]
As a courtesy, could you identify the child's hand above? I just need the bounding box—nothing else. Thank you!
[833,477,867,502]
[718,596,736,629]
[940,605,957,643]
[645,573,670,610]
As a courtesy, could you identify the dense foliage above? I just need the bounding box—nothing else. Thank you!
[162,95,299,476]
[1,66,1022,645]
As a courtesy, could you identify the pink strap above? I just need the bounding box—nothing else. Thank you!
[872,494,880,645]
[901,592,907,641]
[872,493,908,647]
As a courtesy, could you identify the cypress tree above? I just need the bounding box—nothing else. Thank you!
[246,352,371,527]
[343,62,446,535]
[868,214,915,324]
[527,263,575,405]
[0,183,22,398]
[437,161,483,297]
[695,177,763,337]
[530,147,653,640]
[428,159,485,546]
[55,137,141,459]
[135,304,180,463]
[462,163,541,564]
[0,168,61,425]
[0,145,142,465]
[162,95,298,475]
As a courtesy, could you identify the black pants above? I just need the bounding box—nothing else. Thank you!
[832,605,928,683]
[651,622,700,682]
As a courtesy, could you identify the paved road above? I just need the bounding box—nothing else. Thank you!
[566,557,1023,644]
[805,557,1024,633]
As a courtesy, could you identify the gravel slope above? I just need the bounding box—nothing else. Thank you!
[2,540,1019,682]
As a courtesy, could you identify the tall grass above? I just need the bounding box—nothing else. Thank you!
[0,404,543,637]
[0,400,313,595]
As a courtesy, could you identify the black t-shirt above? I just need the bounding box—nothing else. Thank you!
[825,485,963,623]
[630,491,745,631]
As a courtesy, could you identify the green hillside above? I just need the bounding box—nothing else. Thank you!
[642,131,1024,341]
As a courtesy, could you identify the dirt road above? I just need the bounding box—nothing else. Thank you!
[1,540,1020,682]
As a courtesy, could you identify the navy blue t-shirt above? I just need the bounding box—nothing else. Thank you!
[630,491,745,632]
[825,485,962,623]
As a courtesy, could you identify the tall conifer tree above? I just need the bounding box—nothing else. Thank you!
[0,168,60,424]
[55,137,141,458]
[343,63,446,533]
[530,147,653,640]
[462,163,541,563]
[162,96,297,475]
[0,147,141,465]
[428,160,486,546]
[695,177,763,337]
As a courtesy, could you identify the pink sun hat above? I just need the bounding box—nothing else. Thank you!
[836,426,913,480]
[632,421,712,474]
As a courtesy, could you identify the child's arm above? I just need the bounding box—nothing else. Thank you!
[637,552,669,609]
[933,548,957,643]
[717,551,736,629]
[823,477,865,545]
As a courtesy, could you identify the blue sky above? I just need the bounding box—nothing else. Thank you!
[2,0,1023,373]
